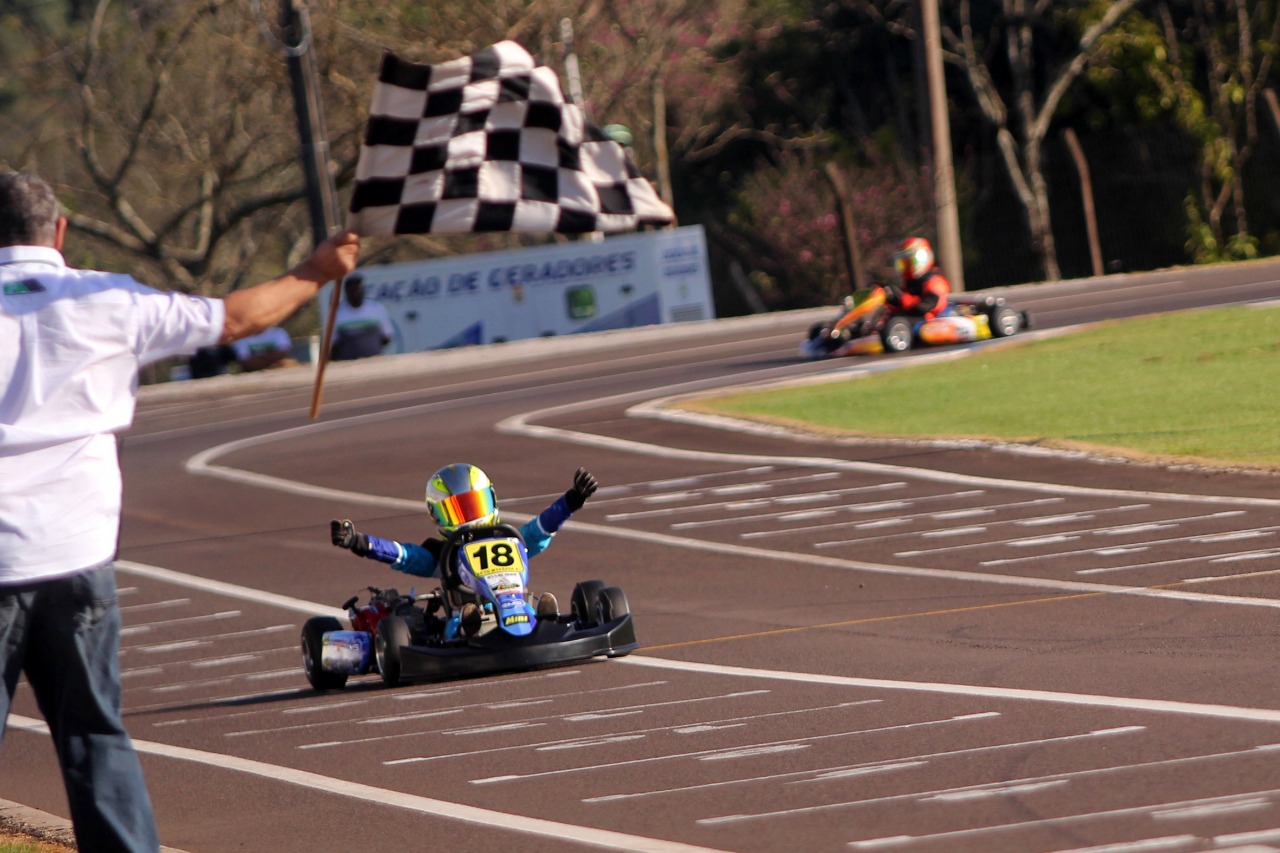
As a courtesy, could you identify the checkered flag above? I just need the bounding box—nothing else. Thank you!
[347,41,675,235]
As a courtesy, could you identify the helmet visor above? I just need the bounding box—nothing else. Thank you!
[431,488,496,529]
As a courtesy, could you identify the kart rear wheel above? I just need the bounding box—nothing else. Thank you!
[375,614,410,687]
[881,316,914,353]
[989,305,1022,337]
[571,580,608,628]
[597,587,630,622]
[302,616,347,691]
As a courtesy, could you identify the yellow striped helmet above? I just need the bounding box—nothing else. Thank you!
[425,463,499,533]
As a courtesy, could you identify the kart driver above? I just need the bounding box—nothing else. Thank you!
[884,236,951,321]
[330,464,598,634]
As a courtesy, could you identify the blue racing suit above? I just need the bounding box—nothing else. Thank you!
[355,494,577,578]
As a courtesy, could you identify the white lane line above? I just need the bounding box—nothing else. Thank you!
[654,483,910,528]
[901,506,1244,558]
[116,561,347,620]
[469,712,995,785]
[583,727,1144,804]
[4,713,729,853]
[87,560,1280,847]
[610,473,860,519]
[119,610,241,638]
[125,624,291,654]
[1047,836,1203,853]
[389,696,869,768]
[888,505,1155,554]
[744,497,1063,541]
[176,407,1280,608]
[120,598,192,613]
[611,397,1280,509]
[701,743,1280,826]
[1078,551,1280,576]
[619,657,1280,723]
[982,521,1277,567]
[847,789,1280,849]
[923,779,1069,801]
[300,688,783,753]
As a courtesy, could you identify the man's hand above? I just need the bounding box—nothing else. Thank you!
[330,519,369,556]
[309,230,361,284]
[565,468,598,511]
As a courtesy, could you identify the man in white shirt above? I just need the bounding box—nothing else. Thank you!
[0,172,360,852]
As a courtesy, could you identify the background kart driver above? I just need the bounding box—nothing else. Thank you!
[330,464,598,635]
[884,235,952,321]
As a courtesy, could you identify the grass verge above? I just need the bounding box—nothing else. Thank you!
[688,304,1280,470]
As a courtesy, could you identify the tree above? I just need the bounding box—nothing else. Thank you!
[858,0,1144,282]
[1141,1,1276,261]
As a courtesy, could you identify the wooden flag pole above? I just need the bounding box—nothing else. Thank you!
[309,280,343,420]
[282,0,345,420]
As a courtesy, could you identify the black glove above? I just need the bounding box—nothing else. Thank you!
[330,519,369,556]
[564,468,598,511]
[883,283,903,305]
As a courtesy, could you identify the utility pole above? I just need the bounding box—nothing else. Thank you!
[920,0,964,290]
[280,0,342,245]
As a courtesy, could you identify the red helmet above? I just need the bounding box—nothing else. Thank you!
[894,237,935,282]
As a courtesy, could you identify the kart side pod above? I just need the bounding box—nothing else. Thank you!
[320,629,374,676]
[916,313,991,346]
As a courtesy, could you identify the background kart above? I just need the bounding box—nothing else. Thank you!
[301,523,637,690]
[801,286,1031,358]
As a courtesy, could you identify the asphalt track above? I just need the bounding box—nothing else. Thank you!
[3,259,1280,853]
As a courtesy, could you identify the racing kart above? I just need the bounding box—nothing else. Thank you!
[301,523,638,690]
[800,285,1031,359]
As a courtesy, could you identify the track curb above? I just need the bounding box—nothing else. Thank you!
[0,797,188,852]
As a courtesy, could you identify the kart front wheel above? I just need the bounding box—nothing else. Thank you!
[572,580,608,628]
[881,316,914,353]
[301,616,347,691]
[375,614,410,687]
[597,587,631,622]
[989,305,1022,337]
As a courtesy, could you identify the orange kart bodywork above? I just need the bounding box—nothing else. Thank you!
[801,288,1030,359]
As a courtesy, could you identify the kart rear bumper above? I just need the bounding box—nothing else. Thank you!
[396,614,639,681]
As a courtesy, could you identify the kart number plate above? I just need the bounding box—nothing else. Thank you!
[462,538,527,577]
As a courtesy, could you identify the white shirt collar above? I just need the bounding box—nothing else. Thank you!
[0,245,66,268]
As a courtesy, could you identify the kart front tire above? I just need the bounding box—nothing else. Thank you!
[990,305,1022,337]
[302,616,347,691]
[881,316,914,353]
[597,587,631,622]
[375,614,410,687]
[571,580,608,628]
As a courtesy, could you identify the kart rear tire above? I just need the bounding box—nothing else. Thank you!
[990,305,1022,337]
[881,316,914,353]
[302,616,347,691]
[571,580,608,628]
[597,587,630,622]
[375,614,410,687]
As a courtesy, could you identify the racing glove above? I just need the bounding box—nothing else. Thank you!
[330,519,370,556]
[564,468,598,511]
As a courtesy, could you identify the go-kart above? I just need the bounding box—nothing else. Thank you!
[300,523,638,690]
[800,285,1031,359]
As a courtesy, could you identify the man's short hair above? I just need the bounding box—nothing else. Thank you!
[0,172,61,248]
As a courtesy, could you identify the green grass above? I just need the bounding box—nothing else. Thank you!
[0,839,70,852]
[694,305,1280,469]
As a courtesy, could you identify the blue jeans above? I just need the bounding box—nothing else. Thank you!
[0,564,159,853]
